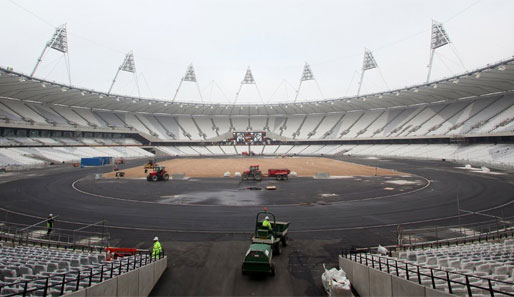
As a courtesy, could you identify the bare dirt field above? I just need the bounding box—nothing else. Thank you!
[104,157,404,178]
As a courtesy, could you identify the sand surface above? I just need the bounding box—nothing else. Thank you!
[104,157,403,178]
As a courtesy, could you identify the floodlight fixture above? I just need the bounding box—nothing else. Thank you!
[233,66,263,105]
[172,64,203,103]
[357,48,382,96]
[294,62,324,103]
[31,24,71,85]
[108,51,140,98]
[426,20,462,83]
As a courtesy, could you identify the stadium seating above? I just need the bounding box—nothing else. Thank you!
[346,239,514,296]
[0,140,152,169]
[1,94,513,144]
[0,243,154,296]
[0,70,513,171]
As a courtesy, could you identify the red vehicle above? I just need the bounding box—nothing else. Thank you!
[267,168,291,180]
[147,166,170,182]
[241,165,290,181]
[242,165,262,181]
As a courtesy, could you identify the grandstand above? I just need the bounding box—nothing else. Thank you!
[340,236,514,296]
[0,242,166,296]
[1,57,513,170]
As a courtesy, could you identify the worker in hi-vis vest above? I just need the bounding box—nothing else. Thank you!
[152,236,162,259]
[46,214,54,236]
[262,216,272,231]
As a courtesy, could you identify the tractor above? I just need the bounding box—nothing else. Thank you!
[241,209,290,276]
[241,165,263,181]
[146,166,169,182]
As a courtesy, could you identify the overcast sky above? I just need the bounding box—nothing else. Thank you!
[1,0,513,104]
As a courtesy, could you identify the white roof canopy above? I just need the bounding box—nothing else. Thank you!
[0,58,513,116]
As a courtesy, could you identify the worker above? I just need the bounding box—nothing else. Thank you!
[46,214,54,236]
[152,236,162,259]
[262,216,273,231]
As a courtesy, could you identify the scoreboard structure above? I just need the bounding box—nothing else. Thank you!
[233,131,266,144]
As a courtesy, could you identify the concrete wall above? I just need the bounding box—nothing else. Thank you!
[339,255,453,297]
[64,256,167,297]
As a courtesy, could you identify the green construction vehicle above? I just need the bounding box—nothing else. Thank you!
[241,210,290,276]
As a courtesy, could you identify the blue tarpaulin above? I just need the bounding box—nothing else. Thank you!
[80,157,112,167]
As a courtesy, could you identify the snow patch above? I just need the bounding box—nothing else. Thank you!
[385,180,418,185]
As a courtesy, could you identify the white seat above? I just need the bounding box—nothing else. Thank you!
[476,263,490,274]
[449,259,461,269]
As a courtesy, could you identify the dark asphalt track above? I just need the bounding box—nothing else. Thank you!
[0,156,513,296]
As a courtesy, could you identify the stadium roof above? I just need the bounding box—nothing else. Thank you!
[0,57,513,116]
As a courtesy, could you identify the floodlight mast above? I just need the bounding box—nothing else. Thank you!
[426,20,451,83]
[107,52,140,98]
[357,48,378,96]
[294,62,315,103]
[233,67,263,105]
[31,24,72,86]
[172,64,203,103]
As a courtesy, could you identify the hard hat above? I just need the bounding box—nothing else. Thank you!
[49,214,53,217]
[153,236,159,241]
[265,216,269,220]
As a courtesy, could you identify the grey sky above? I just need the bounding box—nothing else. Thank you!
[1,0,513,104]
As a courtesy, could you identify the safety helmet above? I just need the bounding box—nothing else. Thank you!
[153,236,159,241]
[49,214,53,217]
[265,216,269,220]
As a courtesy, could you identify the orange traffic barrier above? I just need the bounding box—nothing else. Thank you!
[105,247,138,261]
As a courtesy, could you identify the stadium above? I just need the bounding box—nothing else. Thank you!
[0,1,513,296]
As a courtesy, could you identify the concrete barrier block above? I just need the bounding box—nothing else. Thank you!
[117,268,139,297]
[86,277,117,297]
[425,287,453,297]
[369,268,392,297]
[172,173,185,180]
[352,262,370,297]
[339,256,353,280]
[315,172,330,179]
[153,257,167,285]
[391,275,425,297]
[138,262,155,297]
[64,288,86,297]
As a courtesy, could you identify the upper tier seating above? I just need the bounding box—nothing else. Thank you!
[1,94,513,142]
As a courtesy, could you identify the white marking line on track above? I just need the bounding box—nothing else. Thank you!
[3,195,514,234]
[71,173,433,207]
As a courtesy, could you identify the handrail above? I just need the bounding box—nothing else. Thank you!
[0,251,165,296]
[74,220,106,232]
[353,224,514,255]
[0,221,110,251]
[18,215,59,232]
[341,251,514,296]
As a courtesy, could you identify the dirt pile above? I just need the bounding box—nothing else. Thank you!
[104,157,403,178]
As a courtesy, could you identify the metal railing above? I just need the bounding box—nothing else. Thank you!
[393,223,514,254]
[341,251,514,297]
[341,225,514,297]
[397,217,514,248]
[0,252,165,297]
[0,221,110,252]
